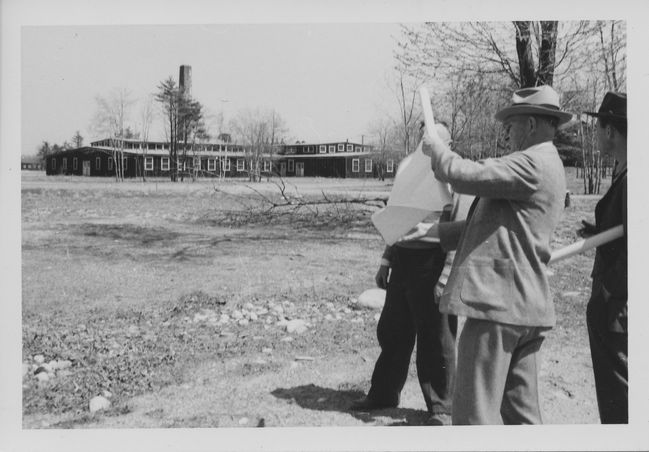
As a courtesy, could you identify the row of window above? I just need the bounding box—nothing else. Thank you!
[284,144,366,155]
[91,140,245,153]
[52,156,395,174]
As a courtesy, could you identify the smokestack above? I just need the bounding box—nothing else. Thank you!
[179,65,192,98]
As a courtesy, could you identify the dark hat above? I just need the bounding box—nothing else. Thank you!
[584,92,626,121]
[495,85,573,125]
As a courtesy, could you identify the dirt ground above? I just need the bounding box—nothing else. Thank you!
[21,170,604,430]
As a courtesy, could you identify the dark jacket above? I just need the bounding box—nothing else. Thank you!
[591,168,627,332]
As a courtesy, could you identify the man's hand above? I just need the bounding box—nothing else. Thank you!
[433,283,444,303]
[398,222,439,243]
[578,220,598,238]
[421,129,449,158]
[375,265,390,289]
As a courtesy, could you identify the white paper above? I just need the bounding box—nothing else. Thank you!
[371,141,452,245]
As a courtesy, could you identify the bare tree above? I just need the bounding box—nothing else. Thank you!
[71,131,84,148]
[92,88,134,181]
[139,95,155,181]
[367,116,398,181]
[230,108,288,182]
[389,68,422,155]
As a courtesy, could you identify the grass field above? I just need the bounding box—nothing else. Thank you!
[21,169,607,428]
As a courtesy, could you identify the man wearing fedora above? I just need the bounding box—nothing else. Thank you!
[583,92,628,424]
[401,85,570,424]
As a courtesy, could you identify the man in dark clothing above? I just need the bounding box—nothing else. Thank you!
[350,124,466,426]
[583,92,628,423]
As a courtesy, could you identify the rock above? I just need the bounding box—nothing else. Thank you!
[238,319,249,326]
[33,355,45,364]
[89,395,111,413]
[357,288,387,310]
[286,319,308,334]
[280,336,293,342]
[244,302,255,310]
[374,313,381,322]
[219,314,231,324]
[102,390,113,398]
[324,314,334,321]
[262,348,273,354]
[35,372,49,382]
[232,310,243,320]
[562,291,581,298]
[239,417,249,425]
[58,360,72,370]
[248,312,258,321]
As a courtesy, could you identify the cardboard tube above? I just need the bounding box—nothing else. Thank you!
[549,225,624,264]
[419,87,438,140]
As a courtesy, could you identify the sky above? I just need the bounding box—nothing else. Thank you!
[22,23,403,155]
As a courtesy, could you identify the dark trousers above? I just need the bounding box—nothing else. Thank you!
[587,282,628,424]
[367,247,457,415]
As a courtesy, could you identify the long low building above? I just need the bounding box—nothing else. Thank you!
[44,138,398,179]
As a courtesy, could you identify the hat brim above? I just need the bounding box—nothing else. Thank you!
[583,111,627,121]
[495,105,573,125]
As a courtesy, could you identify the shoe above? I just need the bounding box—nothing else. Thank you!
[349,396,396,411]
[426,413,452,426]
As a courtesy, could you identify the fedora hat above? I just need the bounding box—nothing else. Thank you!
[584,91,626,121]
[495,85,573,125]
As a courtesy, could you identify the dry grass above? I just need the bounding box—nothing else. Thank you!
[21,169,605,427]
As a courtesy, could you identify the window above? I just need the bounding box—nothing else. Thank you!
[328,145,335,153]
[337,144,344,152]
[62,158,67,170]
[319,145,326,154]
[355,146,361,152]
[208,159,216,171]
[237,159,245,171]
[73,157,78,170]
[346,144,353,152]
[263,160,271,172]
[307,146,314,154]
[52,158,56,170]
[288,159,294,172]
[352,158,360,172]
[145,157,154,171]
[108,158,113,170]
[194,157,200,168]
[365,159,372,173]
[95,157,101,170]
[222,158,231,171]
[161,157,170,171]
[386,159,394,173]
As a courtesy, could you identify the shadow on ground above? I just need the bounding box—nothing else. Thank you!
[271,384,428,426]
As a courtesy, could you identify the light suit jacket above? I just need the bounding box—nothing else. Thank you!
[430,141,566,327]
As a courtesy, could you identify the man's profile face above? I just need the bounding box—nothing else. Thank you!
[502,115,530,153]
[595,119,612,154]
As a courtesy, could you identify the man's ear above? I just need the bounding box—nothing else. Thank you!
[527,116,537,132]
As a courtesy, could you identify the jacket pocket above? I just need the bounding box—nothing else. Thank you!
[459,257,515,312]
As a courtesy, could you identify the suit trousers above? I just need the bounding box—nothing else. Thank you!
[586,282,628,424]
[367,246,457,415]
[452,318,548,424]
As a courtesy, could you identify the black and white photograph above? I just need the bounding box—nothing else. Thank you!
[2,0,649,451]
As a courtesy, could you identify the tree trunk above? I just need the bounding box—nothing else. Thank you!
[538,21,558,86]
[514,21,536,87]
